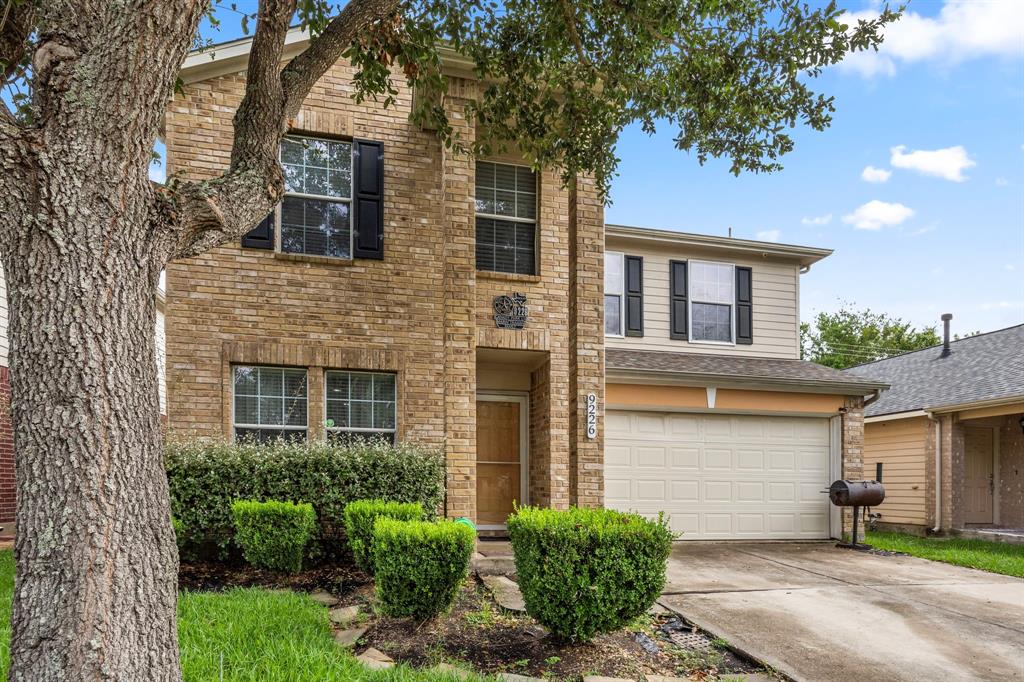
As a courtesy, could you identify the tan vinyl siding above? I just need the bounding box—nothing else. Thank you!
[605,239,800,359]
[863,417,929,525]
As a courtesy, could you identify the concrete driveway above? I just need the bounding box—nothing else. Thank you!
[659,543,1024,682]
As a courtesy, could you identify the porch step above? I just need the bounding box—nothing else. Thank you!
[473,555,517,577]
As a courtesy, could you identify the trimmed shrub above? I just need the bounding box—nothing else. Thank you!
[231,500,317,573]
[343,500,424,572]
[372,518,475,619]
[166,438,444,557]
[508,506,675,641]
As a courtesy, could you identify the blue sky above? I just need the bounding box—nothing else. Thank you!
[165,0,1023,335]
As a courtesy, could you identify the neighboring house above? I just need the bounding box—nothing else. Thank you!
[845,323,1024,535]
[164,30,883,540]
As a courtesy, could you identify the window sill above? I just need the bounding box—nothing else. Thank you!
[274,252,357,267]
[476,270,542,284]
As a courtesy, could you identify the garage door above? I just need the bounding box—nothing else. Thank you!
[605,411,833,540]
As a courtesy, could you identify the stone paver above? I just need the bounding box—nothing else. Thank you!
[309,590,340,607]
[498,674,542,682]
[333,626,368,648]
[481,575,526,613]
[662,543,1024,682]
[356,647,394,670]
[583,676,634,682]
[328,605,361,626]
[432,663,475,679]
[645,677,687,682]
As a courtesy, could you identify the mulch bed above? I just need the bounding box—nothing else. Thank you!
[179,560,773,681]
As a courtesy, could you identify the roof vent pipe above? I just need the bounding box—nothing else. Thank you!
[940,313,953,357]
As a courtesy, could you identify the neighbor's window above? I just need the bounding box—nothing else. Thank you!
[233,366,308,442]
[690,261,735,343]
[605,251,624,336]
[280,135,353,259]
[475,161,537,275]
[325,371,397,443]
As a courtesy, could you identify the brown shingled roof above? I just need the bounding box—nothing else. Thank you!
[607,348,888,394]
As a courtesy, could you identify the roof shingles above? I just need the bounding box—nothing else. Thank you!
[844,324,1024,417]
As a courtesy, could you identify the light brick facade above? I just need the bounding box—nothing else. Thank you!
[164,60,605,522]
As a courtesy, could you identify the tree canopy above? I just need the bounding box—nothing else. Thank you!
[801,305,941,369]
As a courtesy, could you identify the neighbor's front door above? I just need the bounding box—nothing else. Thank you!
[476,398,524,527]
[964,428,994,524]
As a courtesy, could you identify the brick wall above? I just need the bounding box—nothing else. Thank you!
[841,396,865,541]
[998,414,1023,527]
[164,60,605,522]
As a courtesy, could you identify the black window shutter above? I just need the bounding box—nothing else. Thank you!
[241,212,274,250]
[736,266,753,345]
[624,255,644,337]
[353,139,384,260]
[669,260,688,340]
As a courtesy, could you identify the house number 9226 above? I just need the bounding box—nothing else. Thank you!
[585,393,598,439]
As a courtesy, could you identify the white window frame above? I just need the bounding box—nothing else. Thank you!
[231,365,309,440]
[474,160,538,275]
[688,259,736,345]
[324,370,397,441]
[277,135,354,259]
[604,250,625,337]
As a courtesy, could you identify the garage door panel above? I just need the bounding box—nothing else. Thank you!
[606,410,832,540]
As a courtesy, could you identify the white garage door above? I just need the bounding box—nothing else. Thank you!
[605,411,834,540]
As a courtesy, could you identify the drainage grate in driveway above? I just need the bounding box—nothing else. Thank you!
[659,617,716,652]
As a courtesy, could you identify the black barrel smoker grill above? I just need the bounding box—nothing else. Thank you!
[828,477,885,549]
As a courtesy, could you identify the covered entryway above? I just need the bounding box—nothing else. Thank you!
[963,426,995,524]
[605,411,834,540]
[476,395,528,529]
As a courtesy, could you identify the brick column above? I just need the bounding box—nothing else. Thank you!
[568,176,605,508]
[841,396,865,541]
[941,414,964,530]
[441,83,478,520]
[529,359,552,507]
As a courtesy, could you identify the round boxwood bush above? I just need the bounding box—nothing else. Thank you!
[371,517,475,619]
[508,506,675,641]
[231,500,317,573]
[343,499,424,572]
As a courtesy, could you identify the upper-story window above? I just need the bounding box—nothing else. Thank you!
[475,161,537,275]
[233,365,308,442]
[690,261,735,343]
[604,251,624,336]
[280,135,353,259]
[325,370,397,443]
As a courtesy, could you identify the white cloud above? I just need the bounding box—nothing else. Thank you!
[861,166,892,183]
[1005,264,1016,271]
[890,145,976,182]
[995,177,1009,187]
[148,162,166,184]
[800,213,832,226]
[756,230,781,242]
[842,200,915,230]
[909,225,936,237]
[980,301,1023,311]
[839,1,1024,77]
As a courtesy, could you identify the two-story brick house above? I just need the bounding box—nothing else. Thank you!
[164,29,884,539]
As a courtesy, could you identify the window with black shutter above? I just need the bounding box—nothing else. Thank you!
[669,260,688,340]
[624,255,644,337]
[689,260,736,343]
[475,161,537,275]
[736,266,753,345]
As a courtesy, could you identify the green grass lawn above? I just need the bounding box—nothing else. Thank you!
[866,531,1024,578]
[0,550,475,681]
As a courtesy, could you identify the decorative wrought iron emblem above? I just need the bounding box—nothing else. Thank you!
[493,292,528,329]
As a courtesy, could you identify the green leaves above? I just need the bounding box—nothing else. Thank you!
[342,499,425,573]
[340,0,899,199]
[231,499,318,573]
[800,304,942,369]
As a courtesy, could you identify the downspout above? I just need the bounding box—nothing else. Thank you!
[928,411,941,533]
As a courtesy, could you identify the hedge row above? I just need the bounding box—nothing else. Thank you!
[166,439,445,556]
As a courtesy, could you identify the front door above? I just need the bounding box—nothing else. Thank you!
[476,396,526,528]
[964,428,994,524]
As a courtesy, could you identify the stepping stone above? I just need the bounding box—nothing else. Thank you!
[584,677,634,682]
[499,674,543,682]
[309,590,340,607]
[720,676,774,682]
[329,605,361,626]
[356,647,394,670]
[473,555,517,577]
[645,677,688,682]
[333,626,368,648]
[481,575,526,613]
[432,663,474,679]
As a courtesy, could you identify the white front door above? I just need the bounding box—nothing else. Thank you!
[605,411,833,540]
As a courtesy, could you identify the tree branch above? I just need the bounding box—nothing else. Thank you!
[280,0,400,120]
[167,0,401,260]
[0,0,33,83]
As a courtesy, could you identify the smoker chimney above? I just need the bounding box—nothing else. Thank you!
[940,313,953,357]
